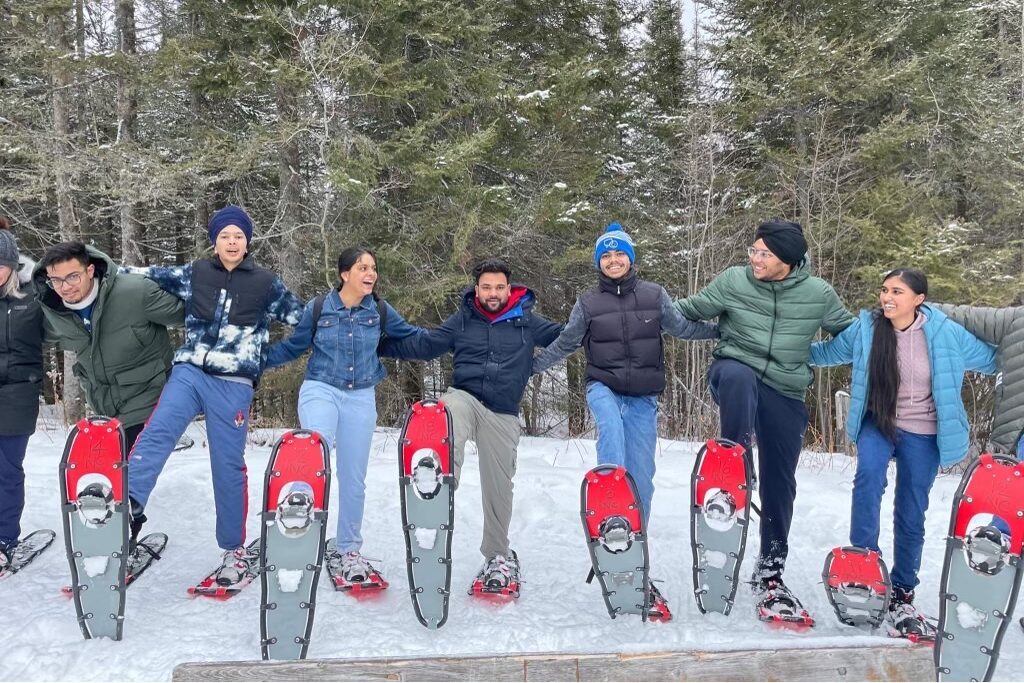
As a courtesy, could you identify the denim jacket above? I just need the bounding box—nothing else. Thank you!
[266,289,424,391]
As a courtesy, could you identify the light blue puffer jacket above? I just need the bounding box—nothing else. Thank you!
[810,305,996,466]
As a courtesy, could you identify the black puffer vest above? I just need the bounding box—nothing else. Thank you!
[580,269,665,396]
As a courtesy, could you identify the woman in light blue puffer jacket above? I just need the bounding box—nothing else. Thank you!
[810,268,995,639]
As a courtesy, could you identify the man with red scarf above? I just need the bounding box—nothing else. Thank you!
[382,258,561,595]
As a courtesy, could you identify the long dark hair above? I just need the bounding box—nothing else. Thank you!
[867,267,928,439]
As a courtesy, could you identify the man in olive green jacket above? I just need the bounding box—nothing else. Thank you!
[33,242,184,452]
[674,219,854,617]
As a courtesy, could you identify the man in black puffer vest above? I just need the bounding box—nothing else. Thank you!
[533,224,717,521]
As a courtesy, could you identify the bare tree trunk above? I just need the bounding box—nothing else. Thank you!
[276,76,303,292]
[48,1,85,423]
[116,0,143,264]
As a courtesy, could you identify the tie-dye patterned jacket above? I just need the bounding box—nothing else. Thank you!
[125,256,303,383]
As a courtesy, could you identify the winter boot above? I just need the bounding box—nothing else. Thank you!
[214,545,259,588]
[886,586,937,642]
[755,574,814,627]
[128,498,147,547]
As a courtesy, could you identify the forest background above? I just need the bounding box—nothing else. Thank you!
[2,0,1022,455]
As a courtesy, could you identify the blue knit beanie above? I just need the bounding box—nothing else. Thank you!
[208,205,254,245]
[594,224,635,270]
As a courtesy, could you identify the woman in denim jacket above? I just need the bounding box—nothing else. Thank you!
[266,247,426,588]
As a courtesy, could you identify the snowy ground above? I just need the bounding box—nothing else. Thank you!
[4,421,1024,682]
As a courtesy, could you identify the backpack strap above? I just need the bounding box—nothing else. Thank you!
[311,292,328,331]
[375,294,390,351]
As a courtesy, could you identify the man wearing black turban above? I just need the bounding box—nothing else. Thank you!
[673,218,854,625]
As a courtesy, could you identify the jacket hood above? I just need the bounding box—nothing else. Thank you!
[33,244,116,312]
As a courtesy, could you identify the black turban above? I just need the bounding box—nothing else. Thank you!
[755,220,807,267]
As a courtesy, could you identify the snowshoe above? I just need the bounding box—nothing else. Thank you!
[326,539,389,594]
[646,580,672,622]
[885,588,936,644]
[60,416,129,640]
[469,551,520,599]
[0,530,57,580]
[822,546,891,629]
[188,538,261,599]
[936,453,1024,682]
[398,400,455,629]
[259,430,331,660]
[691,438,753,616]
[582,465,657,621]
[756,576,814,629]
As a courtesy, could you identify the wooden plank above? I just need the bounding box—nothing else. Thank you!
[172,645,935,682]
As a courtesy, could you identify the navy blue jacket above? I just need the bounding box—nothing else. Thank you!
[381,285,562,416]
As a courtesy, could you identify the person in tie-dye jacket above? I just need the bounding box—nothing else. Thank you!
[125,205,304,587]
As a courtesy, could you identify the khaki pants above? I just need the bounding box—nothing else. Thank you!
[442,388,520,559]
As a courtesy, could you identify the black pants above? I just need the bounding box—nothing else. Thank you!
[708,358,808,579]
[124,423,145,456]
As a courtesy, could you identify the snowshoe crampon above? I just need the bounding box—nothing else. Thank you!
[60,416,129,640]
[259,430,330,661]
[822,546,891,629]
[581,465,660,621]
[398,400,455,629]
[936,453,1024,682]
[691,438,752,616]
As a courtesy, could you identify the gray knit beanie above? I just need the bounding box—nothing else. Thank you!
[0,225,17,270]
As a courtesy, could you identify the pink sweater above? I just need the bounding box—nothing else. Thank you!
[895,312,937,435]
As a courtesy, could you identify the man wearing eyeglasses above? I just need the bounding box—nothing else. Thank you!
[32,242,184,453]
[673,219,854,621]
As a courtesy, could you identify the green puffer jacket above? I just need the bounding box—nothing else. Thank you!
[33,246,185,428]
[674,261,854,400]
[936,303,1024,455]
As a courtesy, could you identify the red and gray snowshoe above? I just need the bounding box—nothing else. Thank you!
[188,538,261,600]
[469,550,520,599]
[60,416,129,640]
[691,438,753,616]
[259,430,330,661]
[822,546,891,629]
[399,400,455,629]
[582,465,668,622]
[756,576,814,629]
[936,453,1024,682]
[325,539,389,594]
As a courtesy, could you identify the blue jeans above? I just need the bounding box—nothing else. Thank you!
[851,417,940,593]
[586,381,658,525]
[0,434,31,549]
[128,364,254,550]
[297,380,377,553]
[991,436,1024,536]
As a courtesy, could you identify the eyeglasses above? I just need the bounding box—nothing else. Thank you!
[747,246,775,260]
[46,270,87,289]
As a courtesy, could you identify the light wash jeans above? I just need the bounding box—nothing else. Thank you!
[585,381,658,525]
[297,380,377,553]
